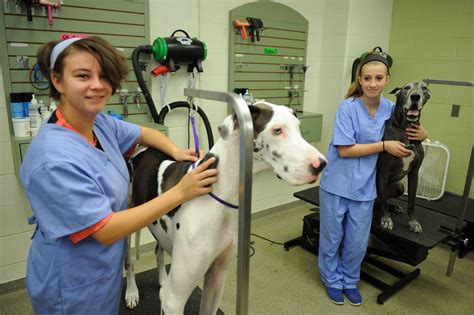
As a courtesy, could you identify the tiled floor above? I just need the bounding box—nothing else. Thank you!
[1,204,473,314]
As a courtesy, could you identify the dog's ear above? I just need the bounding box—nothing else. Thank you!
[389,87,400,95]
[423,87,432,104]
[249,103,274,136]
[218,104,274,139]
[217,114,235,140]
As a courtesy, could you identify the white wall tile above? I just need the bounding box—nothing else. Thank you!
[0,174,26,207]
[0,203,33,237]
[0,109,11,143]
[0,232,31,266]
[0,142,14,175]
[201,48,229,77]
[0,68,5,110]
[0,261,27,284]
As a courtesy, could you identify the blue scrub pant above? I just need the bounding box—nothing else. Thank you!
[318,188,374,289]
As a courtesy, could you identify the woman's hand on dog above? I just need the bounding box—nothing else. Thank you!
[174,148,205,162]
[405,124,428,141]
[385,141,413,157]
[174,157,219,202]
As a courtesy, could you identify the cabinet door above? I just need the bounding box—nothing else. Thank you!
[19,143,30,163]
[299,115,322,142]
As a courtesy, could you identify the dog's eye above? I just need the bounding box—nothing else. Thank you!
[272,128,282,136]
[403,86,411,90]
[421,85,428,90]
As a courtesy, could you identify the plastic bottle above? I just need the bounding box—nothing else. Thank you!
[28,94,41,130]
[49,99,57,112]
[243,89,252,105]
[40,100,51,122]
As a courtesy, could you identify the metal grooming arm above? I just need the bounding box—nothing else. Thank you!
[423,78,474,87]
[184,88,253,315]
[423,78,474,276]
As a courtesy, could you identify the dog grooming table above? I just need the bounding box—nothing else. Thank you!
[396,192,474,258]
[285,186,459,304]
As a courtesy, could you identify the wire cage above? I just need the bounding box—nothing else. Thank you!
[402,140,450,201]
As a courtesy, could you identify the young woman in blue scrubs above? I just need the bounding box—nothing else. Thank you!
[318,51,428,306]
[20,36,218,314]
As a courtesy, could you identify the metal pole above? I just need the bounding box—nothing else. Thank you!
[184,88,253,315]
[446,146,474,276]
[423,78,474,87]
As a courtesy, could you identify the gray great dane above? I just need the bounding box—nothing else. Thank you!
[125,101,327,314]
[375,81,431,233]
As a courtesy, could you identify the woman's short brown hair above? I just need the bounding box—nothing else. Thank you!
[37,36,128,100]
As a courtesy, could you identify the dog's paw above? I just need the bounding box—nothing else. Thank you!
[380,215,394,230]
[388,204,404,214]
[125,284,140,309]
[408,219,422,233]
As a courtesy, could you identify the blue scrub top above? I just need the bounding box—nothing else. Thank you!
[320,97,394,201]
[20,112,141,314]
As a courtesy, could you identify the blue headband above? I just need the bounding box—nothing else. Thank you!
[50,38,82,70]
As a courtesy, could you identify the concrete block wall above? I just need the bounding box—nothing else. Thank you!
[0,0,395,284]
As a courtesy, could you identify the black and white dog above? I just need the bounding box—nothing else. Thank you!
[125,101,327,314]
[375,81,431,233]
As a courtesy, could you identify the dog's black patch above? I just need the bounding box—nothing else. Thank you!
[176,223,180,230]
[161,161,193,195]
[217,124,229,139]
[283,166,288,172]
[230,103,274,138]
[250,103,274,136]
[272,150,282,159]
[254,140,264,153]
[159,219,167,233]
[130,148,170,207]
[133,151,220,220]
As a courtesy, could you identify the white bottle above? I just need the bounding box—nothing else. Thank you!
[40,99,52,122]
[49,99,57,112]
[243,89,253,105]
[29,94,40,129]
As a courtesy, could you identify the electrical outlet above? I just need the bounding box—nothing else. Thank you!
[451,104,460,117]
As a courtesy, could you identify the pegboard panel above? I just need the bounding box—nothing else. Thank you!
[228,2,308,112]
[0,0,151,124]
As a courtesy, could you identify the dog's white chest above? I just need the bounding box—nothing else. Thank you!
[401,151,415,172]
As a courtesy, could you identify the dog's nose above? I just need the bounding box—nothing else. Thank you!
[411,93,421,102]
[311,157,327,175]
